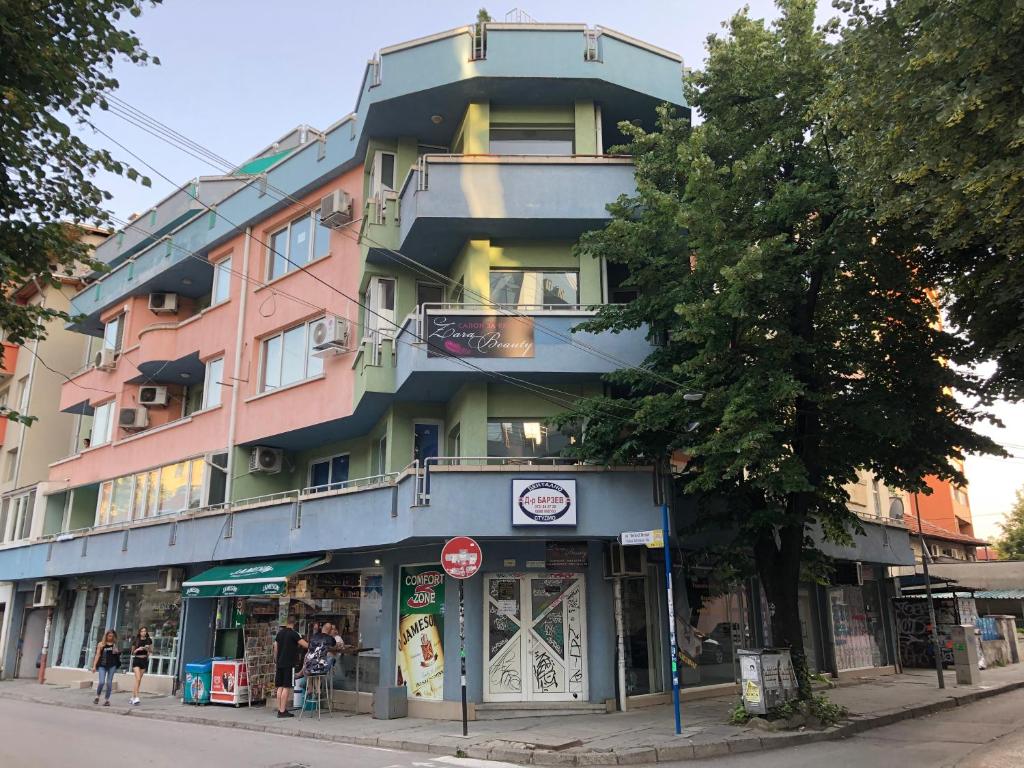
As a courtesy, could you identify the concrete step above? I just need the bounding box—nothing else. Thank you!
[475,701,607,720]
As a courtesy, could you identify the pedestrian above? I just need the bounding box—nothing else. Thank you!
[273,616,307,718]
[129,626,153,706]
[91,629,121,706]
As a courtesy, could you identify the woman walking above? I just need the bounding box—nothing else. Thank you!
[91,630,120,706]
[129,627,153,706]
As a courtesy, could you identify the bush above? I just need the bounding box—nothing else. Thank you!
[728,700,752,725]
[769,694,848,727]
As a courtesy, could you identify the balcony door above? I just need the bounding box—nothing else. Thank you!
[364,277,396,339]
[484,573,587,702]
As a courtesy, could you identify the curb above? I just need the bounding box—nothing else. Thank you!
[2,678,1024,765]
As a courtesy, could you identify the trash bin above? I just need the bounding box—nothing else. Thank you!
[737,648,798,715]
[184,658,220,705]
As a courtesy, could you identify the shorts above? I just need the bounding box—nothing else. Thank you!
[131,657,148,671]
[274,666,294,688]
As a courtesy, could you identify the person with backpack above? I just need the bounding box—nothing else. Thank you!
[91,630,121,706]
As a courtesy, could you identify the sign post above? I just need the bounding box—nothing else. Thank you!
[441,536,483,737]
[662,504,682,734]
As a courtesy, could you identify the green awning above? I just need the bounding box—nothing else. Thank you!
[181,557,321,598]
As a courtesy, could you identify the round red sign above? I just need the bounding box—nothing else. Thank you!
[441,536,483,579]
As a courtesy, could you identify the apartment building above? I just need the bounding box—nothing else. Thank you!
[0,21,917,710]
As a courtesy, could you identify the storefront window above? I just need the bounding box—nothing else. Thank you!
[487,419,569,458]
[115,584,181,677]
[49,586,110,669]
[829,582,889,671]
[678,571,748,687]
[621,568,665,696]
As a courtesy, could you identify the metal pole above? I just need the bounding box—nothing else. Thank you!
[613,577,627,712]
[37,607,53,684]
[914,493,945,689]
[662,502,682,734]
[459,578,468,736]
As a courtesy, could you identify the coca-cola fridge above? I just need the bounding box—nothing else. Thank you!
[210,659,249,706]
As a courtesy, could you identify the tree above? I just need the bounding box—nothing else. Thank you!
[0,0,158,423]
[828,0,1024,400]
[995,489,1024,560]
[563,0,996,697]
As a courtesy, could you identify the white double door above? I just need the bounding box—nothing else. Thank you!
[483,573,587,702]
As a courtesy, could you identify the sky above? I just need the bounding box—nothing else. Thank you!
[87,0,1022,542]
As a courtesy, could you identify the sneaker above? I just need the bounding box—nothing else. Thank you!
[93,697,99,705]
[277,710,294,718]
[131,698,140,706]
[103,700,110,707]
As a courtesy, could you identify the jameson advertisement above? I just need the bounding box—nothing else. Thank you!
[396,565,445,700]
[426,314,535,358]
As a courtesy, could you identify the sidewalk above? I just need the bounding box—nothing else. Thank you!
[3,666,1024,765]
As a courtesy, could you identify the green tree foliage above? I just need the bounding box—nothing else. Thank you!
[563,0,996,697]
[995,489,1024,560]
[828,0,1024,399]
[0,0,159,422]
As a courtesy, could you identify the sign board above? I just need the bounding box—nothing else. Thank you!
[619,529,665,548]
[441,536,483,579]
[396,565,445,700]
[426,314,534,358]
[545,541,588,569]
[512,479,577,526]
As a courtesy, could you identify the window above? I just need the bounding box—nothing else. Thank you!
[211,256,232,304]
[158,461,192,515]
[375,435,387,475]
[16,490,35,539]
[5,449,17,481]
[0,498,9,540]
[260,318,324,392]
[91,401,115,446]
[0,389,8,414]
[202,357,225,409]
[309,454,350,491]
[870,478,883,517]
[489,127,574,155]
[487,419,569,458]
[115,583,181,677]
[364,277,396,337]
[95,458,209,525]
[267,213,329,281]
[447,424,461,456]
[133,470,158,519]
[17,375,30,414]
[490,270,578,308]
[371,151,397,196]
[103,314,124,352]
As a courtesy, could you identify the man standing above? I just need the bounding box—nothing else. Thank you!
[273,617,307,718]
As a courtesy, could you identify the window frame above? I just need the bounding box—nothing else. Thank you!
[486,418,570,459]
[308,452,351,491]
[210,255,232,305]
[91,401,115,446]
[202,357,225,409]
[488,269,580,308]
[372,150,397,196]
[266,212,329,281]
[259,317,325,392]
[103,313,125,353]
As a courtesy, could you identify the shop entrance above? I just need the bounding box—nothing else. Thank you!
[483,573,587,702]
[16,608,46,678]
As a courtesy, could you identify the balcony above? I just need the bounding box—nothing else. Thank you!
[390,155,636,269]
[392,304,652,395]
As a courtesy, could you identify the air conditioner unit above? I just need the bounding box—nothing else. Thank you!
[834,561,864,586]
[119,406,149,430]
[249,446,283,474]
[148,292,179,313]
[156,568,183,593]
[32,580,60,608]
[138,385,169,407]
[319,189,353,229]
[604,543,646,578]
[311,315,352,354]
[94,347,116,371]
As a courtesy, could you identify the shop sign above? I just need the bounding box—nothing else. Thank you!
[425,314,535,358]
[512,479,577,526]
[545,541,588,569]
[441,536,483,579]
[397,565,445,700]
[619,529,665,548]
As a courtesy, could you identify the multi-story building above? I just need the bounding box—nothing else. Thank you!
[0,20,917,710]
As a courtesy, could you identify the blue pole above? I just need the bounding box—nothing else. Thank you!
[662,502,682,734]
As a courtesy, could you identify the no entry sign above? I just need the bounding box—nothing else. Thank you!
[441,536,482,579]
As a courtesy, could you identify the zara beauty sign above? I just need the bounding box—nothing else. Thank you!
[511,479,577,526]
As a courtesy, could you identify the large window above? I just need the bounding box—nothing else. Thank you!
[96,457,209,525]
[115,583,181,677]
[260,318,323,391]
[489,270,578,308]
[309,454,350,491]
[202,357,225,409]
[103,314,124,352]
[267,213,331,280]
[489,127,574,155]
[91,401,115,446]
[487,419,569,459]
[0,490,35,542]
[211,256,232,304]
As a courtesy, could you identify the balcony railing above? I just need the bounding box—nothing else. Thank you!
[416,455,587,505]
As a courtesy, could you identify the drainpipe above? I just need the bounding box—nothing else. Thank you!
[223,227,251,504]
[13,335,42,491]
[37,606,52,684]
[613,577,627,712]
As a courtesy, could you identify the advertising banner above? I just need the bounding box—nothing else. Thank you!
[511,479,577,526]
[425,314,535,358]
[397,565,446,700]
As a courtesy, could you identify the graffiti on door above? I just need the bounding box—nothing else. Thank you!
[894,598,957,668]
[566,588,583,693]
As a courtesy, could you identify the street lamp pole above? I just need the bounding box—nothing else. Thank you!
[913,492,945,689]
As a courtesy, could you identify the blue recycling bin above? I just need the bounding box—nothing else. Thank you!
[184,658,220,705]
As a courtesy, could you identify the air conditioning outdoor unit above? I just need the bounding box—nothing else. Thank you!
[604,543,647,578]
[319,189,353,229]
[156,568,183,593]
[94,347,116,371]
[311,315,352,354]
[32,580,60,608]
[249,446,283,474]
[138,385,169,407]
[119,406,149,430]
[149,292,179,314]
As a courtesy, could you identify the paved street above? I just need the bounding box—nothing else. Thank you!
[0,698,516,768]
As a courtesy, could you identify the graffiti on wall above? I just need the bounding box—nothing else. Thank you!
[894,598,958,668]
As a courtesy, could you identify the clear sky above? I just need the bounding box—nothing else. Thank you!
[89,0,1023,542]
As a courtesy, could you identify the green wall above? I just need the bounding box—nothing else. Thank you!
[230,445,300,502]
[446,382,488,456]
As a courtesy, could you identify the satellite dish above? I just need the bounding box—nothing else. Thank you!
[889,498,905,520]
